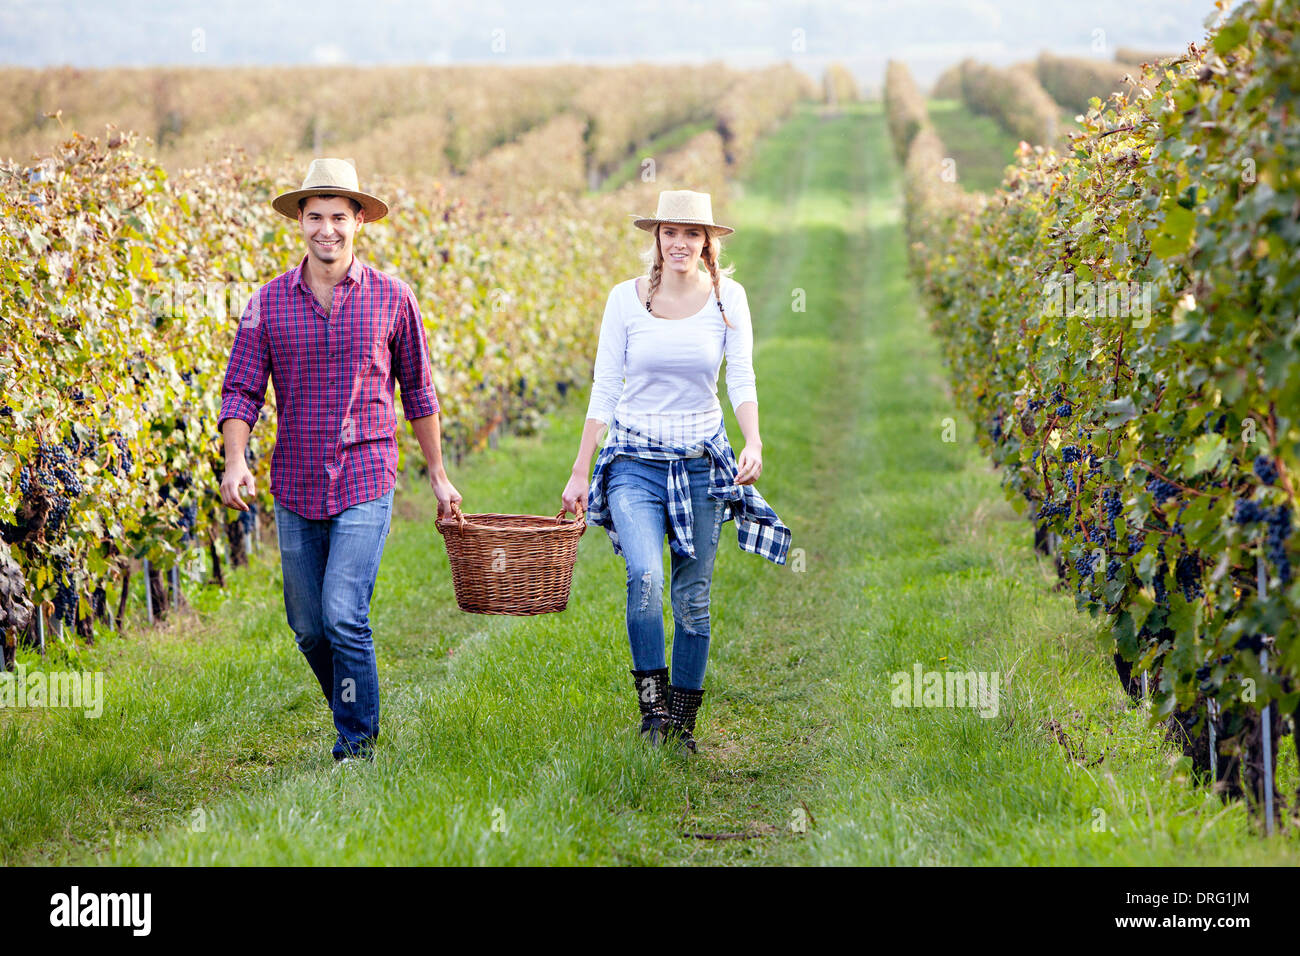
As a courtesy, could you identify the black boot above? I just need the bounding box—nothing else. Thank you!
[631,668,671,745]
[666,685,705,753]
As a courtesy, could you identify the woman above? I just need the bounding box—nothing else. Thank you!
[561,189,791,753]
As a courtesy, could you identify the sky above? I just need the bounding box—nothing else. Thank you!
[0,0,1222,88]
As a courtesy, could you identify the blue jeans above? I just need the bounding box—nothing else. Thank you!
[605,454,725,690]
[273,489,394,759]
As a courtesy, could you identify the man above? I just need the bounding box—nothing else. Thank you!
[217,157,461,763]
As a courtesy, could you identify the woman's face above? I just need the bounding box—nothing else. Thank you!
[658,223,707,276]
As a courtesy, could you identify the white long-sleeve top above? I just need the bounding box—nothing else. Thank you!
[585,274,758,447]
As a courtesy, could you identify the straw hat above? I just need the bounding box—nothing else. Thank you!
[272,158,389,222]
[633,190,733,237]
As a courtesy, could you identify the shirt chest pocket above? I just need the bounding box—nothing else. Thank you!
[339,315,398,446]
[344,315,393,376]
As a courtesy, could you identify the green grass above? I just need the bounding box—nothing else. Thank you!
[2,102,1297,865]
[926,98,1023,193]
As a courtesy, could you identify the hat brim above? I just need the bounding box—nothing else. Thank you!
[633,216,734,237]
[273,187,388,223]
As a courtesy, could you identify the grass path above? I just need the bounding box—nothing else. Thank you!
[925,98,1024,192]
[3,102,1297,865]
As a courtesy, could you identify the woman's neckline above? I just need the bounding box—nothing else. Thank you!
[634,276,717,321]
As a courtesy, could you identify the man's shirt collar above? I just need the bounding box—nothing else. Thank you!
[293,253,366,295]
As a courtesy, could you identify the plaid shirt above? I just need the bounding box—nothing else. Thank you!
[218,254,440,519]
[586,417,791,566]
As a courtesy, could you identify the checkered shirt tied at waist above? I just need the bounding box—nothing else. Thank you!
[585,418,792,566]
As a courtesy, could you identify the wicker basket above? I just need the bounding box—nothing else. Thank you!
[435,505,586,615]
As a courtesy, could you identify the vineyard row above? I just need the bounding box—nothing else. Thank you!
[888,0,1299,824]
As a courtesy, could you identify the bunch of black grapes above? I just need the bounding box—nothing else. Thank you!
[1233,498,1292,586]
[1266,506,1292,585]
[1145,474,1178,505]
[51,551,77,627]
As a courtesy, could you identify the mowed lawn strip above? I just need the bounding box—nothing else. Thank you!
[925,98,1023,193]
[781,103,1300,865]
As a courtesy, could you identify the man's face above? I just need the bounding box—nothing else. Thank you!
[299,196,364,265]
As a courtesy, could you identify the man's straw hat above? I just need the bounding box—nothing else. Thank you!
[272,158,389,222]
[633,190,733,237]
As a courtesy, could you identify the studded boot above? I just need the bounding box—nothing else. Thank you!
[666,685,705,753]
[631,668,671,745]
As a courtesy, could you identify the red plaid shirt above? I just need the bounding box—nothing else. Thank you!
[218,254,440,519]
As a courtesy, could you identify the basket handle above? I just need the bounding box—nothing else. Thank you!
[449,501,466,531]
[556,507,585,527]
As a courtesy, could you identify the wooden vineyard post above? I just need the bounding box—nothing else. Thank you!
[115,568,131,635]
[207,525,225,588]
[142,557,154,624]
[1258,554,1275,836]
[1208,699,1217,783]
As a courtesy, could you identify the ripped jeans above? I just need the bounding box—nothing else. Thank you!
[605,453,724,690]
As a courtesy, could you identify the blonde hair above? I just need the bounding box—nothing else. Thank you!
[639,223,737,329]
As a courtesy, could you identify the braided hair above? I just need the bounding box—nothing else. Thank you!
[642,223,737,330]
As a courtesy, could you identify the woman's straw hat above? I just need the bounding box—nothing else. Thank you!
[633,190,734,237]
[272,158,389,222]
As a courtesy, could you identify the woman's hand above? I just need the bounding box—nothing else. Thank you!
[562,467,589,516]
[735,443,763,485]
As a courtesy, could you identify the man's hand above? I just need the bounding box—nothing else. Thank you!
[430,469,462,519]
[220,460,256,511]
